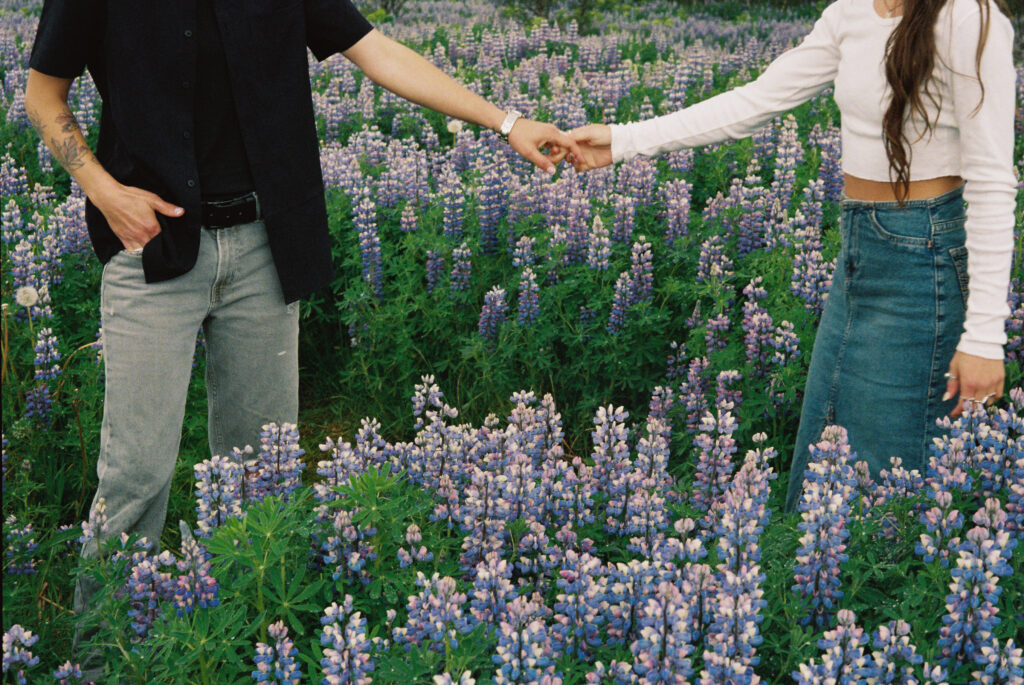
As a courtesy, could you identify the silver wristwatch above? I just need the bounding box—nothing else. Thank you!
[498,110,523,141]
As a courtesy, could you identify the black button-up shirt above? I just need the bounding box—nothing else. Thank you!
[30,0,373,302]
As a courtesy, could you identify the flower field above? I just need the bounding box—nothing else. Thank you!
[2,0,1024,683]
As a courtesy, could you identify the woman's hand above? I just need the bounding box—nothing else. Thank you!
[568,124,613,171]
[943,350,1005,418]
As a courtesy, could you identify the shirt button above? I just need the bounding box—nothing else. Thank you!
[183,130,191,140]
[182,79,192,89]
[184,29,193,38]
[187,179,196,188]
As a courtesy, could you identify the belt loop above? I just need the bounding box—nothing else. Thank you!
[253,191,261,220]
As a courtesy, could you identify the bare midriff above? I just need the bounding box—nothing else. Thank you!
[843,173,964,201]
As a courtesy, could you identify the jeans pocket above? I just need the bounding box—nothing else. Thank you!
[948,245,969,308]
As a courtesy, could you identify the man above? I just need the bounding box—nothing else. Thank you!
[25,0,580,668]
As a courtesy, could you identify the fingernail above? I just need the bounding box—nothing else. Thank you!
[942,391,952,402]
[175,207,184,215]
[547,167,555,175]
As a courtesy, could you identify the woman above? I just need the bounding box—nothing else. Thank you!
[568,0,1016,512]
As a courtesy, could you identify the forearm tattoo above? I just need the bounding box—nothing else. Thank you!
[41,106,96,172]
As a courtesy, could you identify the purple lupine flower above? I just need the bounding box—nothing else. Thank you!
[320,595,377,685]
[792,609,873,684]
[393,572,477,653]
[704,313,729,354]
[2,625,39,685]
[741,278,774,377]
[770,115,802,209]
[52,661,84,684]
[604,560,660,646]
[3,515,37,575]
[450,242,473,294]
[704,445,776,682]
[470,551,517,625]
[612,194,636,243]
[679,357,710,434]
[439,166,465,240]
[493,613,562,685]
[516,267,540,326]
[630,581,696,683]
[194,455,244,537]
[459,466,509,569]
[479,286,509,342]
[972,638,1022,685]
[79,496,110,547]
[478,159,508,255]
[172,535,219,616]
[550,550,606,659]
[791,426,858,628]
[661,179,692,248]
[320,508,373,585]
[938,502,1017,667]
[125,550,176,639]
[247,423,305,503]
[628,237,653,305]
[791,248,833,316]
[400,203,418,233]
[690,409,739,520]
[512,236,535,268]
[715,370,743,414]
[353,193,384,299]
[426,249,445,294]
[868,619,925,684]
[607,271,633,335]
[915,489,965,566]
[587,216,611,271]
[24,327,60,422]
[696,235,733,285]
[253,621,302,684]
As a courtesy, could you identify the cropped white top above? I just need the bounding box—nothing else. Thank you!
[611,0,1017,359]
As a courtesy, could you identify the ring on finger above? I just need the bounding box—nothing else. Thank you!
[944,372,957,380]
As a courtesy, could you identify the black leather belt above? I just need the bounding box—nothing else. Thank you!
[201,191,260,229]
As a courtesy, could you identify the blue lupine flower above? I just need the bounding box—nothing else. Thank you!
[52,660,84,683]
[587,216,611,271]
[791,426,858,628]
[2,624,39,685]
[393,572,477,653]
[607,272,633,334]
[479,286,508,342]
[630,581,695,683]
[426,249,445,294]
[792,610,873,684]
[353,194,384,299]
[3,515,37,575]
[320,595,377,684]
[253,621,302,684]
[450,242,472,294]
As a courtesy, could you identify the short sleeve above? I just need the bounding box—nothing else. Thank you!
[304,0,374,61]
[29,0,103,79]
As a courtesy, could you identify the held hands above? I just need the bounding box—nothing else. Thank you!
[567,124,613,172]
[506,118,585,175]
[93,182,183,252]
[944,350,1005,418]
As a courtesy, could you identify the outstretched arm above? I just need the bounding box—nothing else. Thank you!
[343,29,583,173]
[570,4,842,171]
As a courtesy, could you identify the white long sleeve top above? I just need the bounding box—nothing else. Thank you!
[611,0,1018,360]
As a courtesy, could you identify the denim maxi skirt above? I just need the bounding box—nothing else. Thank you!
[782,185,969,513]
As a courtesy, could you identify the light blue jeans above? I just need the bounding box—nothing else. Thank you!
[784,185,968,513]
[74,220,299,615]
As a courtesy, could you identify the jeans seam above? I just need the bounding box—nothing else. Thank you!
[205,324,224,456]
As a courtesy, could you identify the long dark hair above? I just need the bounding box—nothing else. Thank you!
[882,0,1011,203]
